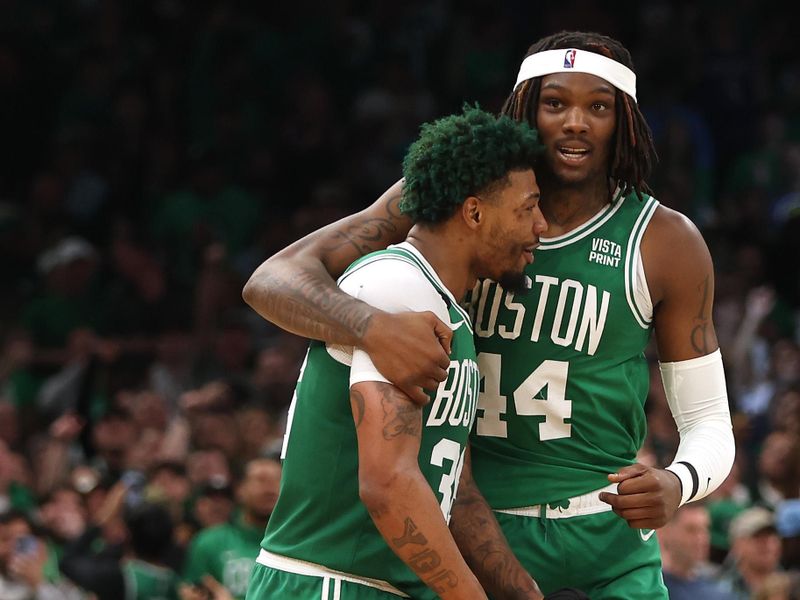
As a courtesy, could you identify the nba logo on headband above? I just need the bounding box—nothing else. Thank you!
[564,49,576,68]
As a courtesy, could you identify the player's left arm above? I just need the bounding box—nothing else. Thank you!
[600,206,735,528]
[450,446,543,600]
[351,380,488,600]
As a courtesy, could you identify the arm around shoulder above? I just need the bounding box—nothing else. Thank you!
[242,179,410,347]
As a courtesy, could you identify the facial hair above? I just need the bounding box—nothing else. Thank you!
[498,270,530,295]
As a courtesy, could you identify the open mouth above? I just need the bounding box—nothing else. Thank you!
[522,243,538,264]
[558,146,590,161]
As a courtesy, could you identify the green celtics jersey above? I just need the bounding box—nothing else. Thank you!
[122,559,179,600]
[262,242,479,599]
[182,513,263,599]
[469,191,659,508]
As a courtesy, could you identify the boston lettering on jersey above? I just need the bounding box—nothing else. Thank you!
[468,192,659,508]
[471,277,610,357]
[427,358,480,427]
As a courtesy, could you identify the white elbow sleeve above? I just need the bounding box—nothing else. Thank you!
[660,349,735,505]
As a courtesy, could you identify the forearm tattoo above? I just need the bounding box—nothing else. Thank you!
[690,275,712,354]
[321,192,405,256]
[451,479,539,598]
[389,517,459,594]
[259,269,374,342]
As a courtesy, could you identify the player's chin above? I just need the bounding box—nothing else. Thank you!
[497,270,530,294]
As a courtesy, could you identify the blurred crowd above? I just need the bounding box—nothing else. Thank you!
[0,1,799,599]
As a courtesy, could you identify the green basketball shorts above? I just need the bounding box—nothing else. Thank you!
[494,486,668,599]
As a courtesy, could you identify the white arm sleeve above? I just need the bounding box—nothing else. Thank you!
[334,257,450,387]
[661,349,735,505]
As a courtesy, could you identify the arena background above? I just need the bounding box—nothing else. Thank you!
[1,1,799,598]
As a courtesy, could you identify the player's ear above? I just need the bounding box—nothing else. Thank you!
[461,196,482,231]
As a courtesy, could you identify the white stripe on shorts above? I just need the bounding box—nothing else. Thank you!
[257,548,410,597]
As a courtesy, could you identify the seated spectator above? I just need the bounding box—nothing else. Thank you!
[660,503,735,599]
[60,479,180,600]
[776,499,800,570]
[716,506,785,598]
[0,509,89,599]
[181,457,280,600]
[191,477,235,529]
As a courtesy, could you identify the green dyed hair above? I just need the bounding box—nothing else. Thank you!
[400,104,542,223]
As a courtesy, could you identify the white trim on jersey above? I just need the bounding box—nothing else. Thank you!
[624,196,658,328]
[537,189,625,250]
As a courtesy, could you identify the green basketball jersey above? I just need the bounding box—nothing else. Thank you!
[122,559,179,600]
[469,191,659,508]
[262,243,479,600]
[182,514,263,599]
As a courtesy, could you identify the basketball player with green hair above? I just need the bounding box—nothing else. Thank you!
[246,106,555,599]
[244,31,734,598]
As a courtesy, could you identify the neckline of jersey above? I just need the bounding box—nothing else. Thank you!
[538,187,625,249]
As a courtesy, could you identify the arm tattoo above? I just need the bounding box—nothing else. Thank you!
[451,478,539,598]
[392,517,427,547]
[690,275,711,354]
[351,389,366,428]
[381,387,421,439]
[261,270,374,341]
[321,193,405,256]
[391,517,459,593]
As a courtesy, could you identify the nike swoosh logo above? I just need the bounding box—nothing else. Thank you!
[639,529,656,542]
[449,320,465,331]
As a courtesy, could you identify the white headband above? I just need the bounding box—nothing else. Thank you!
[514,48,637,102]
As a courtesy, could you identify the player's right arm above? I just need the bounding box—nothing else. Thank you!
[350,380,488,600]
[450,447,543,600]
[242,179,450,404]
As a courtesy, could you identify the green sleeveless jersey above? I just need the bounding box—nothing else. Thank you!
[182,513,263,599]
[122,560,179,600]
[469,191,659,507]
[262,243,479,599]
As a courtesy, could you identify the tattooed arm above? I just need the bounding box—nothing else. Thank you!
[450,447,543,600]
[599,205,733,527]
[350,382,488,600]
[642,205,720,362]
[243,180,451,404]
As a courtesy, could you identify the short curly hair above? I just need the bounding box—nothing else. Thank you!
[400,105,542,223]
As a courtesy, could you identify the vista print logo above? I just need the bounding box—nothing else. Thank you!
[563,49,577,68]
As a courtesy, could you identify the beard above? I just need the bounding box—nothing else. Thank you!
[497,270,530,294]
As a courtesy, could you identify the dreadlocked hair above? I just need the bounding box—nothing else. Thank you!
[400,104,542,223]
[500,31,657,200]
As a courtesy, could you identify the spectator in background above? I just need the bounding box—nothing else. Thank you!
[0,510,89,600]
[189,477,235,529]
[756,431,800,509]
[659,503,734,599]
[705,459,753,565]
[181,457,280,600]
[23,236,102,351]
[60,478,180,600]
[776,499,800,571]
[716,506,785,598]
